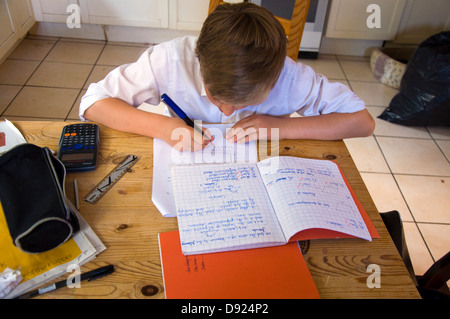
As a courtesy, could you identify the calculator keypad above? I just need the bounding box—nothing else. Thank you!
[60,124,98,151]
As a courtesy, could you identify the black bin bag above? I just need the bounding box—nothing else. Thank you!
[0,143,79,254]
[378,31,450,126]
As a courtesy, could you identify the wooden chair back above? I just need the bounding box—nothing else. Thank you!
[207,0,310,61]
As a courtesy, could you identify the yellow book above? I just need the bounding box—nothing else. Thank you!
[0,204,81,282]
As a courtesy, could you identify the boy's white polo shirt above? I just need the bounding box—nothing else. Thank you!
[80,36,365,123]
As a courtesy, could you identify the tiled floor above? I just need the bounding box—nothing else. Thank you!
[1,36,449,281]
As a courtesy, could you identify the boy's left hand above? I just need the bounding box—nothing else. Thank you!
[226,114,284,143]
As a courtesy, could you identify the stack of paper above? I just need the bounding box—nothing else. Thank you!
[0,119,27,155]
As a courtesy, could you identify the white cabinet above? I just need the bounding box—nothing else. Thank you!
[0,0,35,61]
[31,0,75,23]
[0,1,15,52]
[29,0,209,43]
[325,0,407,40]
[32,0,169,28]
[394,0,450,44]
[10,0,35,34]
[168,0,208,31]
[31,0,209,31]
[79,0,169,28]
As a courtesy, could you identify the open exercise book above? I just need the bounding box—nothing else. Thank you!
[170,156,378,255]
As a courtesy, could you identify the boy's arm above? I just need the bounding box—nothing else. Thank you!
[226,109,375,143]
[84,98,213,151]
[226,61,375,142]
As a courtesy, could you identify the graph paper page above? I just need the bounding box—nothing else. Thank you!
[170,162,286,255]
[257,157,372,241]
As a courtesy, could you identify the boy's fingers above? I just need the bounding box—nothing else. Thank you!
[227,126,258,143]
[235,130,257,144]
[226,127,244,142]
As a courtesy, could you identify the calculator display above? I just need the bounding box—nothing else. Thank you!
[61,153,94,160]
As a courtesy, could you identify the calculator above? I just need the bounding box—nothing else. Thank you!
[57,123,99,172]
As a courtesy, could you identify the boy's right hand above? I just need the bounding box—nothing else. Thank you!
[160,117,213,152]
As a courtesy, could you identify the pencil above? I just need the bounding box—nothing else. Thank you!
[73,179,80,210]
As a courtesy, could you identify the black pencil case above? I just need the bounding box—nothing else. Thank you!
[0,143,79,254]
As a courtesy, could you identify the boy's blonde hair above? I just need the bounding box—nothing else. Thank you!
[196,2,287,105]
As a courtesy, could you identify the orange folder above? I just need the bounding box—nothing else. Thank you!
[159,230,320,299]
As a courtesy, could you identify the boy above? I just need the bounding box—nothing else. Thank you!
[80,3,374,151]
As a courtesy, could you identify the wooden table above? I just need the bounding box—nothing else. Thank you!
[13,121,420,299]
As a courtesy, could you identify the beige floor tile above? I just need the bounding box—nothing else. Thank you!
[8,39,56,61]
[428,126,450,140]
[45,41,104,64]
[436,140,450,162]
[350,81,398,106]
[344,136,390,172]
[105,41,150,48]
[4,86,79,119]
[377,137,450,176]
[97,45,148,66]
[395,175,450,224]
[27,62,93,89]
[298,57,346,80]
[0,60,40,85]
[417,223,450,262]
[360,172,413,221]
[340,61,378,82]
[367,106,431,139]
[83,65,116,89]
[403,222,434,275]
[67,90,86,120]
[0,85,21,114]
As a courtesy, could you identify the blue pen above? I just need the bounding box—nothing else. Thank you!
[161,93,215,146]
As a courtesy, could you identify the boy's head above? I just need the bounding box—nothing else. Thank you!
[196,2,287,111]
